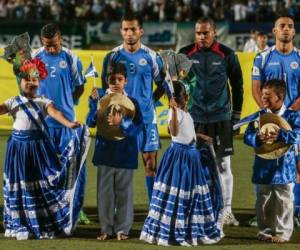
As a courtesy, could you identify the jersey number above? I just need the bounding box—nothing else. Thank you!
[50,66,56,78]
[129,63,136,74]
[150,129,157,142]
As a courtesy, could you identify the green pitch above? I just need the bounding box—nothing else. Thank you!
[0,136,299,250]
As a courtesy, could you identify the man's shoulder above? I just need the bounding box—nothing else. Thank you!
[254,46,275,64]
[216,42,238,58]
[140,44,158,59]
[290,47,300,59]
[179,43,196,55]
[32,47,46,58]
[61,47,78,58]
[104,45,124,61]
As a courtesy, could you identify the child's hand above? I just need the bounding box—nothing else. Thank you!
[258,131,267,142]
[258,127,279,144]
[107,112,123,126]
[197,133,213,144]
[90,87,99,100]
[266,129,279,142]
[67,121,81,129]
[178,69,186,79]
[169,97,177,110]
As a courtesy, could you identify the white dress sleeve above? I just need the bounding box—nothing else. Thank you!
[4,97,17,115]
[167,108,183,126]
[37,96,53,115]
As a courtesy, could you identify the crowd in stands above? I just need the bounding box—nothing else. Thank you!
[0,0,300,22]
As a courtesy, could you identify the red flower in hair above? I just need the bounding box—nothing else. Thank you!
[19,58,48,80]
[32,58,48,80]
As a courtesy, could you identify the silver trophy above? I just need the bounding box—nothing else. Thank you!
[159,49,193,81]
[1,32,32,63]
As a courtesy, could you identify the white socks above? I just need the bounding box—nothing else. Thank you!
[217,155,233,212]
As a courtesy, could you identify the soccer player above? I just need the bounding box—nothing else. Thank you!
[179,17,244,227]
[33,23,90,224]
[252,15,300,227]
[101,13,171,202]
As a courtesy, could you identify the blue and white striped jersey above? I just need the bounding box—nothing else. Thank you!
[102,44,167,124]
[33,47,85,127]
[252,45,300,108]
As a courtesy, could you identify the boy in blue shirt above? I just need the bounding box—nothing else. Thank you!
[101,13,172,202]
[252,16,300,225]
[244,79,300,243]
[86,62,142,241]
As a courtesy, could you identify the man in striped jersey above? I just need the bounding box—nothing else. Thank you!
[34,23,90,225]
[101,13,171,202]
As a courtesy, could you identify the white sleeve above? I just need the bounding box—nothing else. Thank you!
[4,97,15,114]
[167,108,183,125]
[39,97,53,115]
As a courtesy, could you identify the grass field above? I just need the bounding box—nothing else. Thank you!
[0,135,299,250]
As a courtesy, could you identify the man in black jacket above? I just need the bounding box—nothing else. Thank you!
[179,17,244,227]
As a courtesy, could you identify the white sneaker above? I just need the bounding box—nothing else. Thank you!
[223,211,239,226]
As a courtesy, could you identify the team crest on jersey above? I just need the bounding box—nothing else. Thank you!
[290,61,299,69]
[139,58,147,66]
[252,66,260,76]
[59,60,67,69]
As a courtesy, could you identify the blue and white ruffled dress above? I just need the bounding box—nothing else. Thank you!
[3,96,90,240]
[140,108,222,246]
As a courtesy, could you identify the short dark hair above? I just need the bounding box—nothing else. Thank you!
[196,16,216,30]
[121,12,143,28]
[263,79,286,97]
[108,62,127,78]
[274,14,295,24]
[41,23,61,38]
[173,80,187,103]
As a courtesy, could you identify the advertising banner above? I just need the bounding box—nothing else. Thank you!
[0,49,258,136]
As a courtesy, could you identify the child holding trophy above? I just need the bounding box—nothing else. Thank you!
[140,50,222,246]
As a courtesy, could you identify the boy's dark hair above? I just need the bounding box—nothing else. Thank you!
[263,79,286,97]
[196,16,216,30]
[121,12,143,28]
[41,23,61,38]
[173,80,187,103]
[257,31,267,37]
[108,62,127,78]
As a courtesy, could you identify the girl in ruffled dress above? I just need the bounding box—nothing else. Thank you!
[0,58,88,240]
[140,81,222,246]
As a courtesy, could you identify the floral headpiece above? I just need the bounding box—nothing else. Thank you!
[17,58,48,80]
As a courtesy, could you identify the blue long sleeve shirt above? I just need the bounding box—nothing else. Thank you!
[86,90,143,169]
[244,108,300,184]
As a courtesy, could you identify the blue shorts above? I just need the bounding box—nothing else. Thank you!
[137,123,160,153]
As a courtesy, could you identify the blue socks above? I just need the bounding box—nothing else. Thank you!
[146,176,154,202]
[295,183,300,215]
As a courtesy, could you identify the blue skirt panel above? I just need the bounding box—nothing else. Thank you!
[140,142,221,246]
[3,127,90,240]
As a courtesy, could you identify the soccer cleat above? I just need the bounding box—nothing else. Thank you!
[223,211,240,226]
[78,210,91,225]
